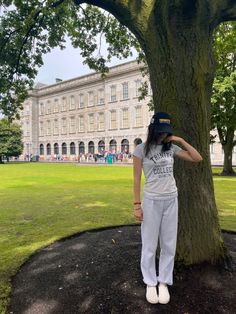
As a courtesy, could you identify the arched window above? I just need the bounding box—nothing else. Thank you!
[39,144,44,155]
[46,143,51,155]
[54,143,59,155]
[88,141,95,154]
[121,139,129,153]
[62,142,67,155]
[98,140,105,153]
[134,138,142,147]
[109,139,117,153]
[79,142,85,154]
[70,142,75,155]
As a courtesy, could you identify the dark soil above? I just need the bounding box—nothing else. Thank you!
[9,225,236,314]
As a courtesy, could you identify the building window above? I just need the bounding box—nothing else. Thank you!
[25,104,30,115]
[110,110,117,129]
[121,108,129,129]
[122,82,129,100]
[40,103,44,115]
[69,116,76,133]
[134,138,142,147]
[47,101,51,114]
[79,142,85,154]
[26,121,30,136]
[70,142,75,155]
[79,116,84,132]
[88,141,95,154]
[210,143,214,154]
[46,143,51,155]
[88,114,94,131]
[61,118,67,134]
[98,113,105,131]
[148,83,153,96]
[54,99,59,113]
[39,144,44,155]
[69,96,76,110]
[135,79,142,97]
[39,121,44,136]
[79,94,84,108]
[46,120,51,135]
[98,140,105,153]
[54,143,59,155]
[148,111,154,125]
[135,106,142,127]
[110,85,116,102]
[88,91,94,107]
[61,98,67,111]
[121,139,129,153]
[53,119,59,135]
[62,142,67,155]
[98,89,105,105]
[109,139,117,153]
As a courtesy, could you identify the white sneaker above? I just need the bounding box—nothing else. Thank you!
[146,285,158,304]
[158,283,170,304]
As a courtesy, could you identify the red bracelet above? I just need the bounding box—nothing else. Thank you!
[133,202,141,205]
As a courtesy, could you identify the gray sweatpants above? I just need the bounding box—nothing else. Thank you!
[141,196,178,286]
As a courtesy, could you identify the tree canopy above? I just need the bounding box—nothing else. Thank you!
[0,118,23,162]
[0,1,140,119]
[212,21,236,174]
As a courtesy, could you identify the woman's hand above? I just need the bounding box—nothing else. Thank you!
[164,135,183,144]
[133,206,143,221]
[165,135,203,162]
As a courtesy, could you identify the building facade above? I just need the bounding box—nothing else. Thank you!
[19,60,236,164]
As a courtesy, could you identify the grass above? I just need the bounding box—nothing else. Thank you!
[212,166,236,174]
[0,163,236,314]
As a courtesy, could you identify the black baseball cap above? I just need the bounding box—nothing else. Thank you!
[149,112,173,134]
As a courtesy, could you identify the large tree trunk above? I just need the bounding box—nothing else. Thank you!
[222,129,236,175]
[138,4,227,264]
[84,0,233,265]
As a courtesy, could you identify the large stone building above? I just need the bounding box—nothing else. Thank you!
[19,60,236,164]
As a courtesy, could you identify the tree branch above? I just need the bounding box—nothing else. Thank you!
[211,0,236,27]
[73,0,153,41]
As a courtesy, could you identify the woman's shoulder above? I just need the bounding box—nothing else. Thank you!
[134,142,145,152]
[133,142,145,158]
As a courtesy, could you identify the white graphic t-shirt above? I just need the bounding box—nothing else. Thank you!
[133,143,182,199]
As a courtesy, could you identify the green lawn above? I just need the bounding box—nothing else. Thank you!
[0,163,235,314]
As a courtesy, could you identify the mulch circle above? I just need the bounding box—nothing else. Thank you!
[9,225,236,314]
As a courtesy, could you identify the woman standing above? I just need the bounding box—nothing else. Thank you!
[133,112,202,305]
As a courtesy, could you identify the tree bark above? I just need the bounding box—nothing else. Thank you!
[222,129,236,175]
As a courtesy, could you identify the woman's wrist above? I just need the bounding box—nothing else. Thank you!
[133,201,142,211]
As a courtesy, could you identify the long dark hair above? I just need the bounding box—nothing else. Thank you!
[144,124,172,156]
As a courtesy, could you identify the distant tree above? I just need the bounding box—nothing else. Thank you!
[212,22,236,175]
[212,72,236,175]
[0,119,23,162]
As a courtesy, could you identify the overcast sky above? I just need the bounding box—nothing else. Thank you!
[35,39,137,85]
